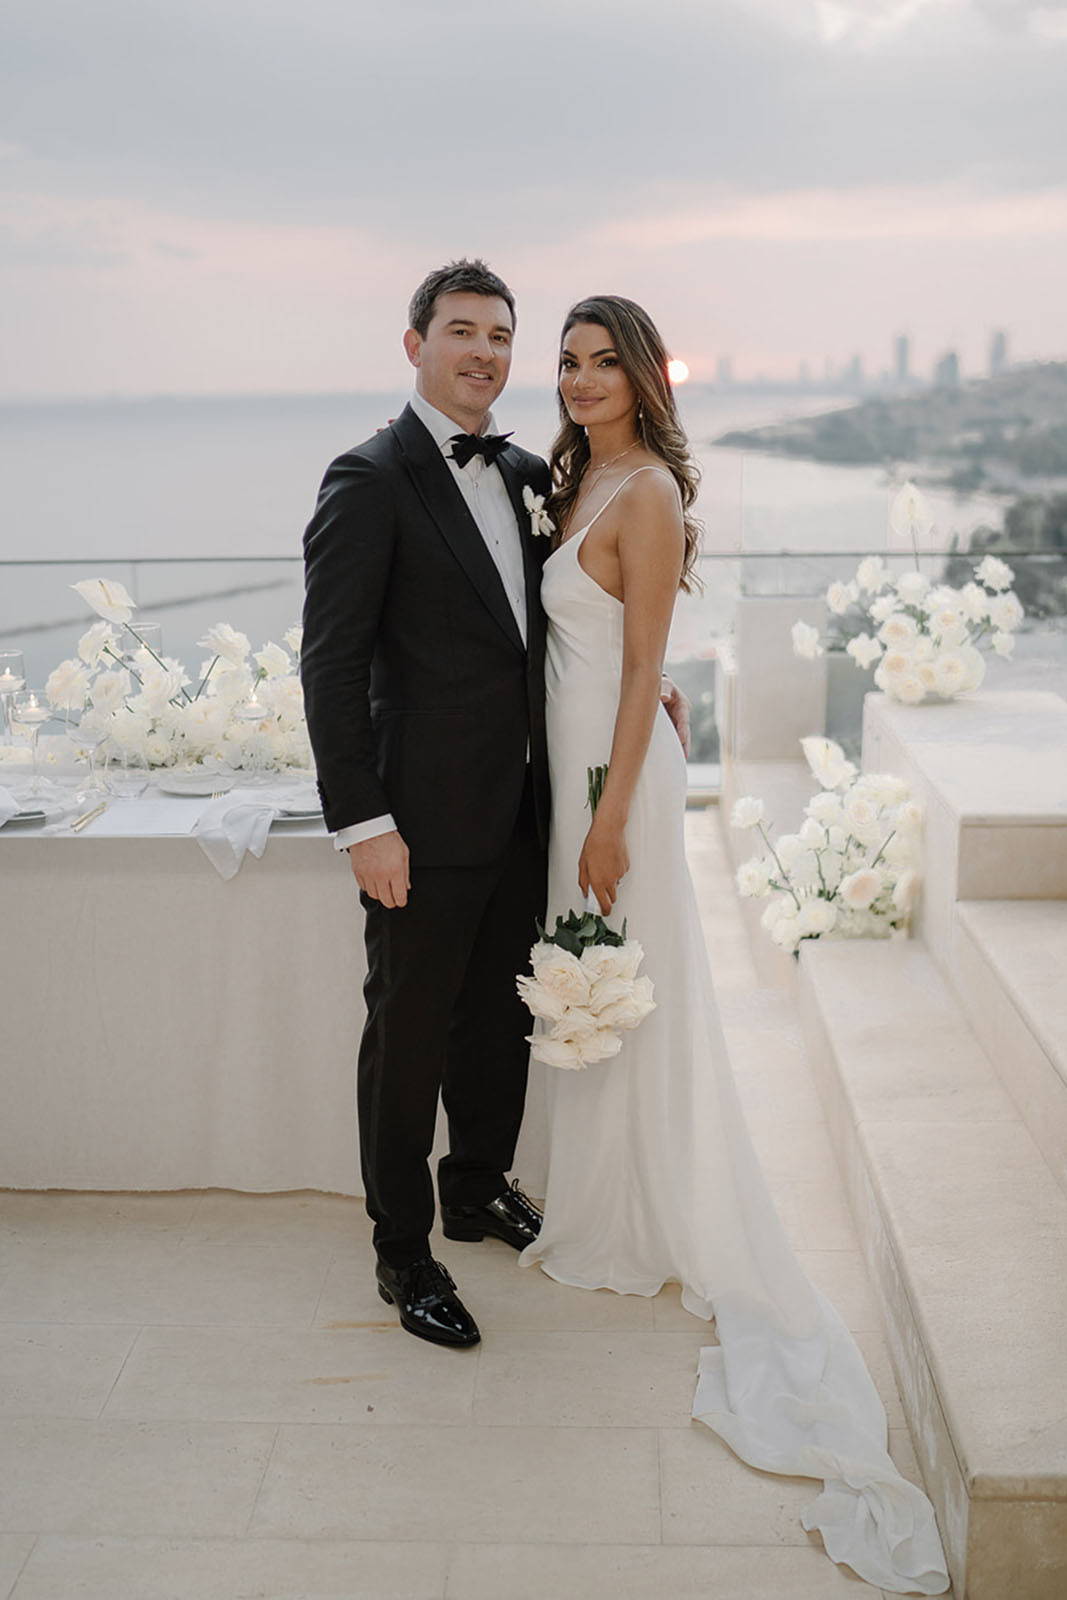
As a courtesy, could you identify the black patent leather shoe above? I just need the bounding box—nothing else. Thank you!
[442,1180,543,1251]
[376,1256,480,1348]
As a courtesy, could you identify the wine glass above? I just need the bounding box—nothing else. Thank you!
[0,650,25,741]
[64,701,110,795]
[9,690,53,797]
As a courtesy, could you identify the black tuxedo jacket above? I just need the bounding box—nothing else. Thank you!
[301,403,552,866]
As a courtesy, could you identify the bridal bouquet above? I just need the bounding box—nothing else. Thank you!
[732,737,922,956]
[517,765,656,1069]
[791,483,1025,705]
[41,577,312,772]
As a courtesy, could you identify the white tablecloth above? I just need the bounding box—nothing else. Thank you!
[1,791,551,1195]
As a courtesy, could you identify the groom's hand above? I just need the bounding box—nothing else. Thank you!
[660,675,691,757]
[348,830,410,909]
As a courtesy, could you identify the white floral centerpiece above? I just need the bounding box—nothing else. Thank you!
[517,765,655,1068]
[732,737,922,956]
[791,483,1025,705]
[41,577,313,773]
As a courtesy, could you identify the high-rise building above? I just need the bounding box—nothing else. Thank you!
[715,356,733,387]
[990,329,1009,377]
[844,353,864,388]
[894,334,910,383]
[934,350,961,389]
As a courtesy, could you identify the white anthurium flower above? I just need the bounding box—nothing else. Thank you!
[846,632,883,670]
[77,620,118,666]
[254,641,291,678]
[826,580,858,615]
[877,612,920,651]
[856,554,889,594]
[45,658,91,710]
[522,483,555,538]
[736,857,773,897]
[869,594,898,625]
[800,736,856,791]
[839,867,881,910]
[71,577,137,624]
[894,570,931,606]
[197,623,251,666]
[991,630,1015,658]
[976,554,1014,592]
[797,897,837,937]
[90,668,131,713]
[892,869,921,913]
[730,795,765,830]
[283,624,303,655]
[987,591,1024,632]
[791,620,824,660]
[888,481,935,549]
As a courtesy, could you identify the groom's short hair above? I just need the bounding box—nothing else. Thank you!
[408,259,516,337]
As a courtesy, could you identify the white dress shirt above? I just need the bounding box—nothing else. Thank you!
[333,390,528,852]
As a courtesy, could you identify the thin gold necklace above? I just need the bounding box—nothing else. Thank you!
[585,440,640,486]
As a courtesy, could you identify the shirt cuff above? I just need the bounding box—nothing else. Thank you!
[333,813,397,851]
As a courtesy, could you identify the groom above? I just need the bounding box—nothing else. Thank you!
[302,259,688,1349]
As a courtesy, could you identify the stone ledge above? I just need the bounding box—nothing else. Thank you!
[798,937,1067,1597]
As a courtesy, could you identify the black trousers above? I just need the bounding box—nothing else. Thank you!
[357,772,547,1268]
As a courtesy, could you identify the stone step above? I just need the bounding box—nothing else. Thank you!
[861,691,1067,967]
[797,936,1067,1600]
[951,899,1067,1193]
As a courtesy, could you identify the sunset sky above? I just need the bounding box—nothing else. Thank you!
[3,0,1066,398]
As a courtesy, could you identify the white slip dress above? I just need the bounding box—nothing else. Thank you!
[519,467,949,1596]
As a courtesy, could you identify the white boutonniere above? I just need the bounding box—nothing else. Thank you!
[522,483,555,538]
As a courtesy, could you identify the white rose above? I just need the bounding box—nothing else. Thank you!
[77,621,119,666]
[197,623,251,666]
[976,554,1014,592]
[135,663,185,715]
[736,856,773,897]
[254,642,291,678]
[856,555,888,594]
[839,868,881,909]
[797,897,837,936]
[760,895,792,931]
[144,733,172,766]
[932,650,973,698]
[855,773,909,808]
[71,577,136,624]
[774,832,806,870]
[798,816,825,847]
[791,620,824,660]
[987,592,1024,633]
[788,850,821,891]
[800,736,856,791]
[890,674,927,705]
[211,665,255,708]
[580,940,643,982]
[45,658,91,710]
[826,581,858,615]
[879,648,914,680]
[595,974,656,1031]
[821,850,845,892]
[108,711,151,754]
[844,794,881,837]
[89,668,131,713]
[730,795,765,830]
[959,582,989,624]
[869,594,898,624]
[549,1006,604,1044]
[806,791,844,826]
[897,801,924,832]
[878,612,919,651]
[770,914,802,954]
[528,1034,586,1070]
[283,624,303,655]
[531,947,591,1007]
[921,585,959,614]
[846,632,883,670]
[894,570,930,606]
[991,630,1015,658]
[927,607,967,647]
[892,869,920,913]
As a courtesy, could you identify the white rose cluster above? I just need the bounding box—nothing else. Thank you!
[58,576,313,774]
[732,738,922,956]
[790,485,1026,704]
[518,935,656,1070]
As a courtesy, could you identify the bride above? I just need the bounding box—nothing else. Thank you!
[519,294,950,1596]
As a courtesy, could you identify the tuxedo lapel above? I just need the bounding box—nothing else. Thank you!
[497,448,548,647]
[393,405,525,656]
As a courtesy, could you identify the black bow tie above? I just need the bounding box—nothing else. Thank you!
[449,431,513,469]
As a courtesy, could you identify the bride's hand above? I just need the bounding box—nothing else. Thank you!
[579,821,629,917]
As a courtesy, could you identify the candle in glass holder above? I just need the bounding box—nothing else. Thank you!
[12,693,51,727]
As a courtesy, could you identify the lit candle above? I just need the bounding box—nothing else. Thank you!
[0,670,23,692]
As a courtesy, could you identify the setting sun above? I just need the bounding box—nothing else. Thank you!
[667,358,690,385]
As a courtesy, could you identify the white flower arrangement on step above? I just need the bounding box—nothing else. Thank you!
[43,576,313,773]
[731,737,922,956]
[517,764,656,1068]
[791,483,1025,704]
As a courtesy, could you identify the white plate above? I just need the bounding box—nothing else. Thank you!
[155,774,236,798]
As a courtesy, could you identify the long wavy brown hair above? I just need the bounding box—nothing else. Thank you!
[549,295,702,592]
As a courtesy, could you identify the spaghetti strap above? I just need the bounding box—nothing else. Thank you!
[582,465,675,534]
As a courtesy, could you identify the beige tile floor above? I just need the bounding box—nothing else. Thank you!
[0,811,949,1600]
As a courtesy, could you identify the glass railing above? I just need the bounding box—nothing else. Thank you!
[3,549,1064,791]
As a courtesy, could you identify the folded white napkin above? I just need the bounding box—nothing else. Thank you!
[192,783,321,880]
[0,785,20,827]
[1,784,87,831]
